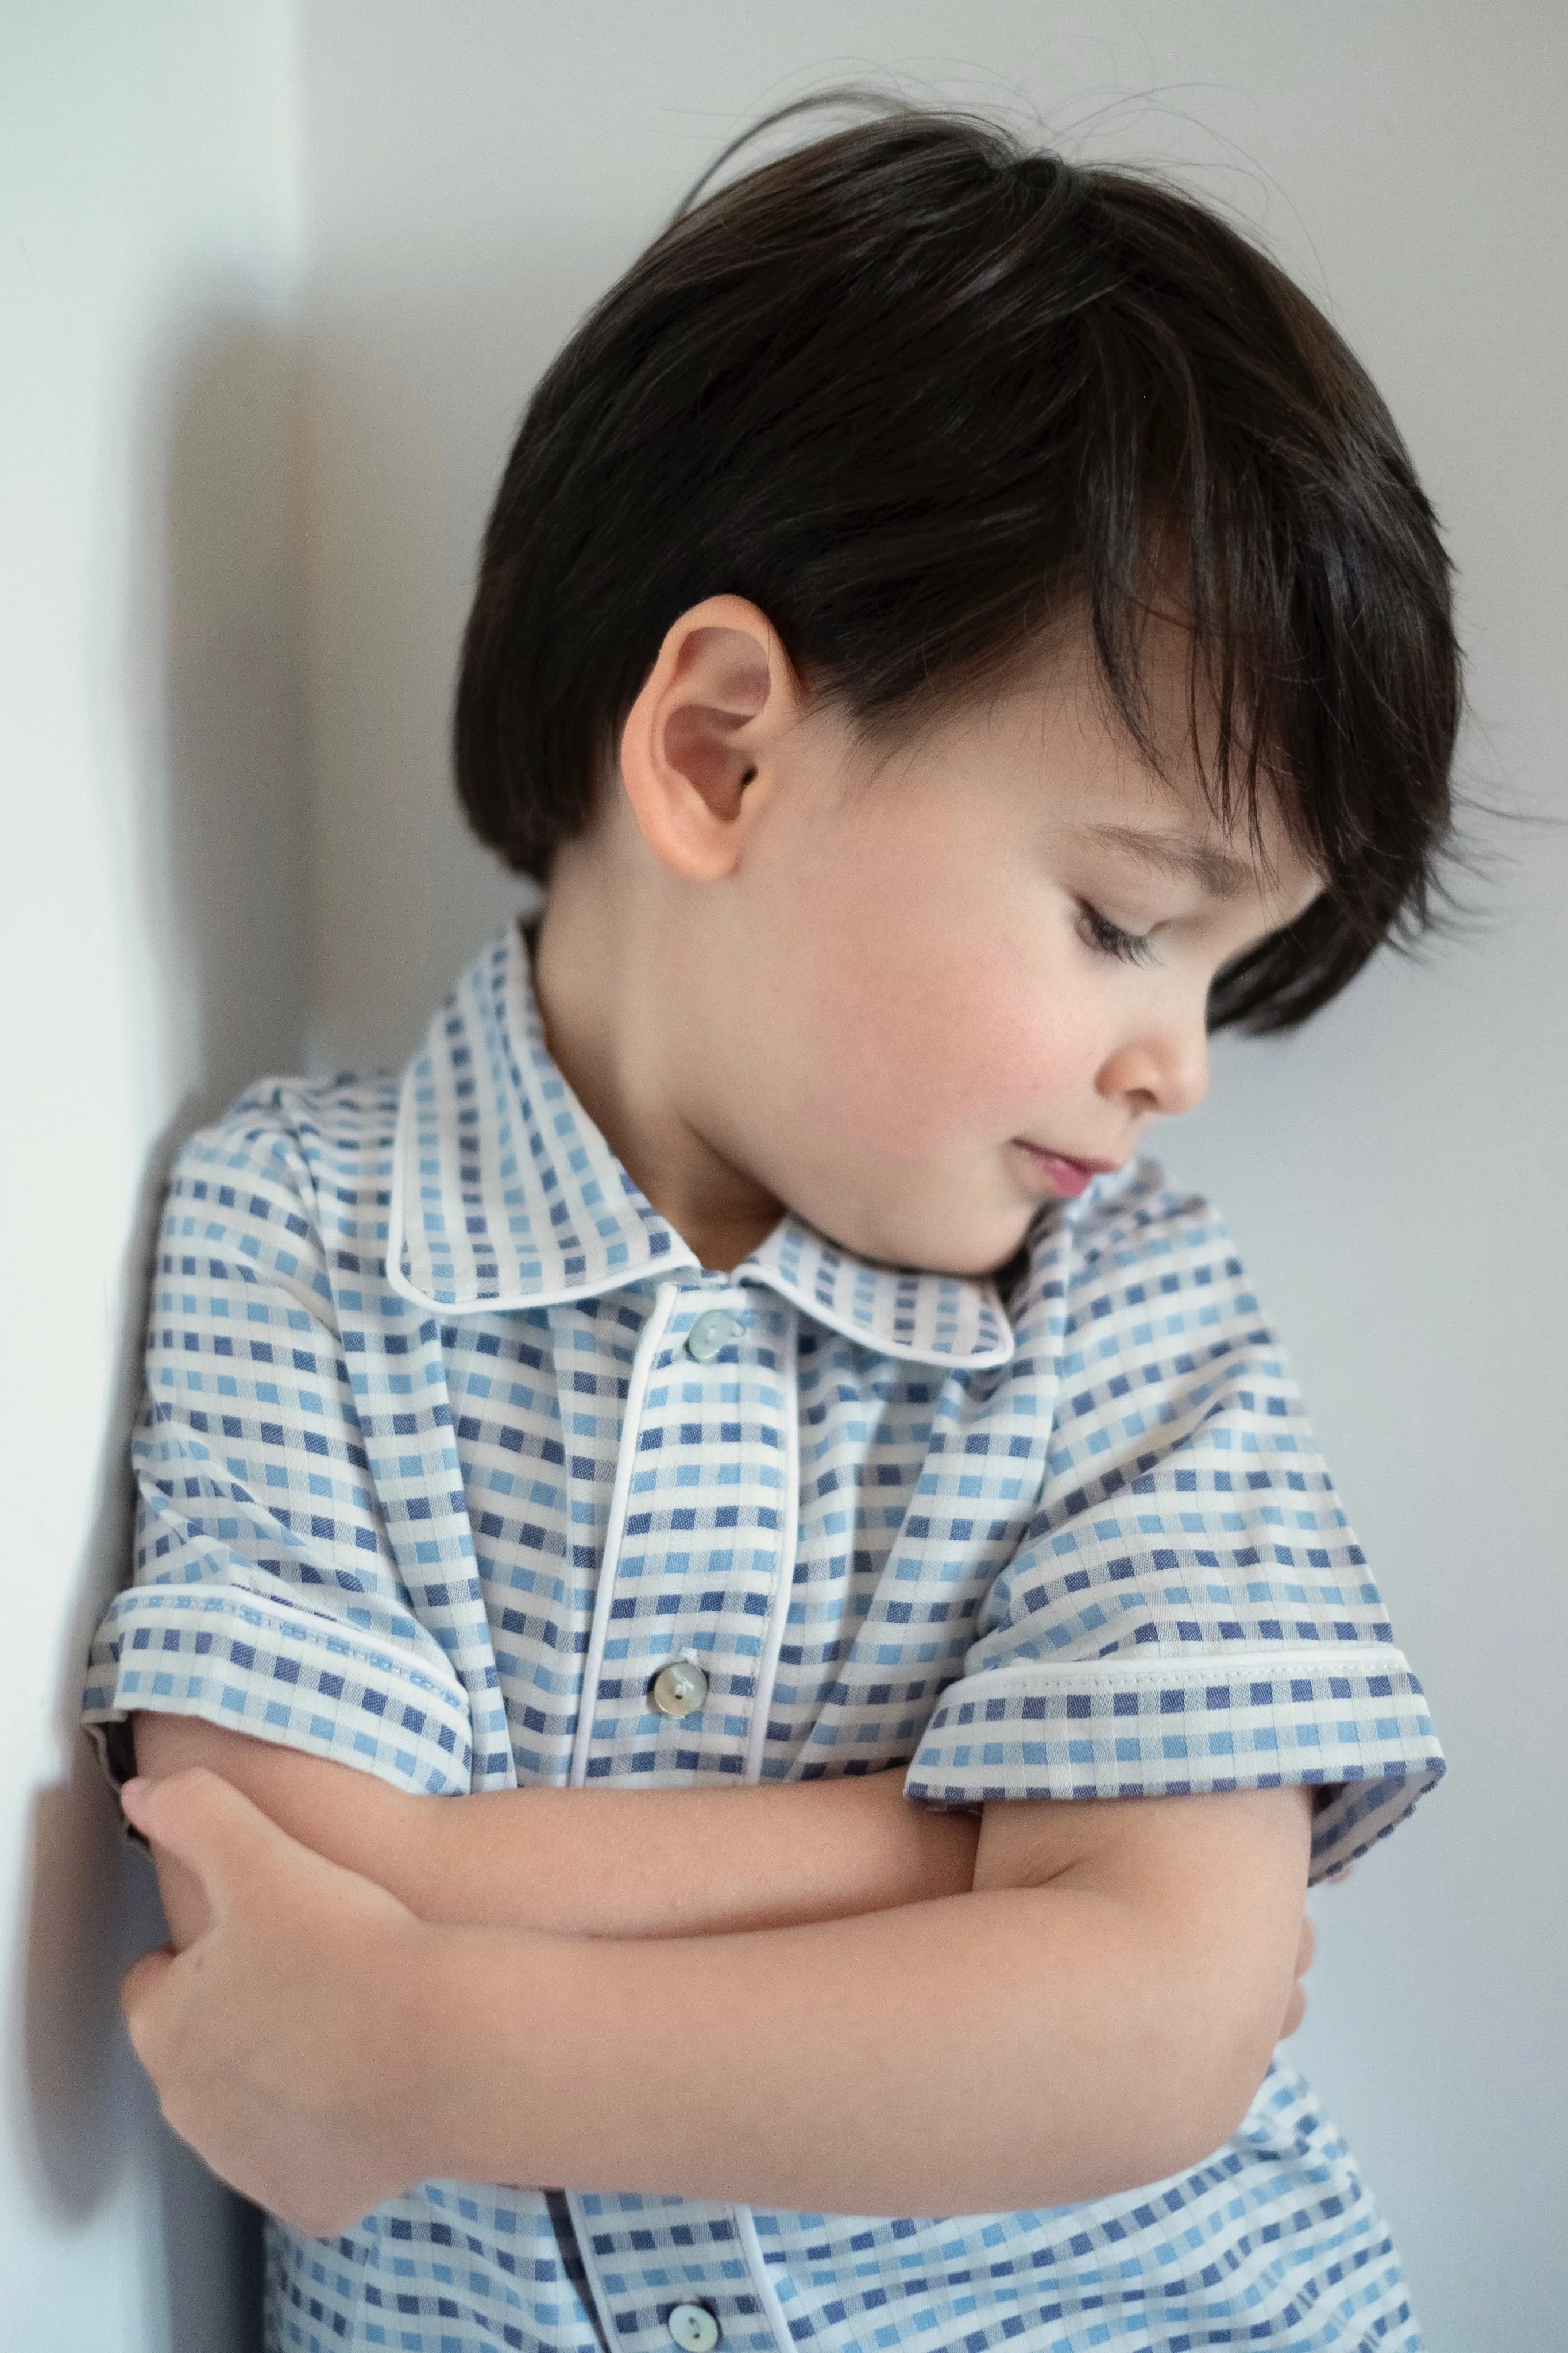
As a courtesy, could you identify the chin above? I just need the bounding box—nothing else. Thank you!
[940,1231,1037,1280]
[851,1203,1035,1281]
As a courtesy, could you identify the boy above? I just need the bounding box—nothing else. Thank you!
[89,102,1455,2353]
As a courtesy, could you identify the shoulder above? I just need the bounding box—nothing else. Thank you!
[999,1155,1263,1367]
[169,1070,400,1191]
[159,1071,403,1297]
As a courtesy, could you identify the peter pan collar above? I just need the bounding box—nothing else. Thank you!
[387,923,1015,1370]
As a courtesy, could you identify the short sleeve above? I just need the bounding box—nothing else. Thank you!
[903,1168,1445,1883]
[81,1091,475,1797]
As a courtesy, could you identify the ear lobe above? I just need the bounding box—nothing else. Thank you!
[617,596,795,882]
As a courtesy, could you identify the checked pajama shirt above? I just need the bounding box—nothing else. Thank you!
[84,920,1445,2353]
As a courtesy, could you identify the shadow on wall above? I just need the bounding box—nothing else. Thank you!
[296,242,557,1072]
[18,311,313,2352]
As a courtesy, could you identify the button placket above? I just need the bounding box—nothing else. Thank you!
[634,1291,757,1763]
[570,1287,804,1788]
[568,1280,685,1789]
[639,1298,744,1733]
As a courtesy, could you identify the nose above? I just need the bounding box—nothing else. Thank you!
[1097,1004,1210,1121]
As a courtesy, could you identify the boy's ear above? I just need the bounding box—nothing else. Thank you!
[616,595,801,881]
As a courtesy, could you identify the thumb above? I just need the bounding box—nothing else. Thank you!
[120,1766,286,1916]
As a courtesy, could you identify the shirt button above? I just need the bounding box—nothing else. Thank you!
[649,1658,708,1718]
[667,2306,720,2352]
[685,1308,739,1361]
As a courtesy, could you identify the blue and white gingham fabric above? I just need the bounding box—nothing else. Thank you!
[84,921,1443,2353]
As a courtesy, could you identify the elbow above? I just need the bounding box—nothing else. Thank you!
[1129,2003,1284,2189]
[1158,2069,1270,2186]
[1119,1900,1304,2189]
[982,2051,1280,2215]
[1062,1999,1286,2205]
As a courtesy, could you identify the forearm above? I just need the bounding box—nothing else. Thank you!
[405,1877,1281,2215]
[130,1712,979,1942]
[409,1773,979,1937]
[117,1772,1308,2238]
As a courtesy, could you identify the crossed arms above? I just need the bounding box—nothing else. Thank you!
[125,1710,1314,2238]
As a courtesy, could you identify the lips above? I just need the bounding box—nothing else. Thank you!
[1012,1142,1124,1200]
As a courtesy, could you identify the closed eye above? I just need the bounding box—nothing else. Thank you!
[1077,902,1156,967]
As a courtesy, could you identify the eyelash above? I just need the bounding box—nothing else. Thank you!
[1077,902,1157,967]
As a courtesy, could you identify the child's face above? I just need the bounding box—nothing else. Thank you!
[647,618,1323,1278]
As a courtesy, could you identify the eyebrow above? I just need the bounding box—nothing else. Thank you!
[1077,823,1257,900]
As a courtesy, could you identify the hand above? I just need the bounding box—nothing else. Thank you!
[120,1768,435,2236]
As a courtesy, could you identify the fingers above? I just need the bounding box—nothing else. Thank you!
[120,1768,285,1919]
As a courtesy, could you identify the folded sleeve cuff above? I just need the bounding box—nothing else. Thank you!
[902,1645,1445,1883]
[82,1582,475,1798]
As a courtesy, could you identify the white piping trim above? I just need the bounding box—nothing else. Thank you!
[741,1315,800,1786]
[732,2204,797,2352]
[732,1321,802,2350]
[568,1280,681,1788]
[932,1644,1414,1700]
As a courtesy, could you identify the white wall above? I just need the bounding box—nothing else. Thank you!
[6,6,1562,2348]
[0,3,306,2344]
[293,7,1566,2348]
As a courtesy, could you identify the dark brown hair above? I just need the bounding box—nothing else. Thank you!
[455,98,1461,1030]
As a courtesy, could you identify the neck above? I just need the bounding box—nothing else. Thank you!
[530,845,783,1274]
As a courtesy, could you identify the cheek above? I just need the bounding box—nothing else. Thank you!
[734,773,1111,1171]
[774,889,1094,1160]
